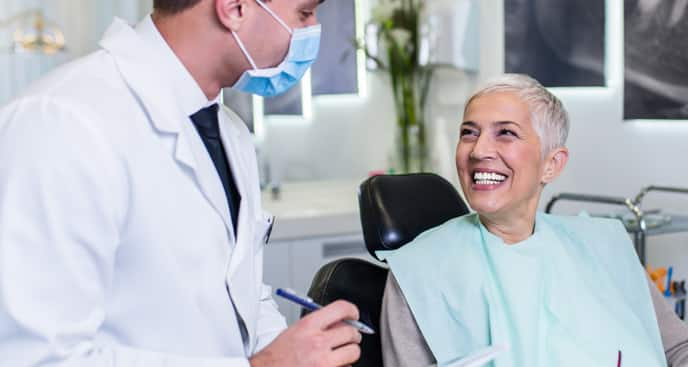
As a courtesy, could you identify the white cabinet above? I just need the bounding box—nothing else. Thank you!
[264,233,373,324]
[259,179,370,324]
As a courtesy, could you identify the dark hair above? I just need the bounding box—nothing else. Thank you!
[154,0,326,15]
[153,0,203,14]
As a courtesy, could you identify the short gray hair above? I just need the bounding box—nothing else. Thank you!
[465,74,569,155]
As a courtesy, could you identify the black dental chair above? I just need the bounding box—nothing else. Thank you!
[303,173,470,367]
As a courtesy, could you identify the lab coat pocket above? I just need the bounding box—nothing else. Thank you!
[254,211,274,254]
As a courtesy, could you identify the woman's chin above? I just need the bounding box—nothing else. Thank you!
[467,201,504,217]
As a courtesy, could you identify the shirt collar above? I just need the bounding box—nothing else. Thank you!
[135,15,219,116]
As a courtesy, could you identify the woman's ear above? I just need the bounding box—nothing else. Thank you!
[541,147,569,184]
[216,0,248,32]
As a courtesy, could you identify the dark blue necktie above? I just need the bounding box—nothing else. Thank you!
[190,104,241,236]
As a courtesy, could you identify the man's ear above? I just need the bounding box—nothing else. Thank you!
[541,147,569,184]
[216,0,248,32]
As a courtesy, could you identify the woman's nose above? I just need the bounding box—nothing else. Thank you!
[469,135,497,160]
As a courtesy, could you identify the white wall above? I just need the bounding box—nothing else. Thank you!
[264,0,688,278]
[0,0,148,104]
[263,0,504,185]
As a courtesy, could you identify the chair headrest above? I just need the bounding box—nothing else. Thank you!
[358,173,470,261]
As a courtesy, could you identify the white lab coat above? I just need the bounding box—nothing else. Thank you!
[0,19,286,366]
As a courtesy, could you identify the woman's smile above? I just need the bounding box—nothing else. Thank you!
[471,169,510,190]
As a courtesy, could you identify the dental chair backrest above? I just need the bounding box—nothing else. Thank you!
[358,173,470,260]
[304,173,469,367]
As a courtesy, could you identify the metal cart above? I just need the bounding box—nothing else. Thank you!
[545,186,688,265]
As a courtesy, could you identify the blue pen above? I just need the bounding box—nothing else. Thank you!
[665,267,674,298]
[276,288,375,335]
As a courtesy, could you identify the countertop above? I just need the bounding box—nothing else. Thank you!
[261,180,364,241]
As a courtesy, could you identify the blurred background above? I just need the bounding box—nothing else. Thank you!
[2,0,688,323]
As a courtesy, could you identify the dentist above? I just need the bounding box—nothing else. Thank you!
[0,1,361,366]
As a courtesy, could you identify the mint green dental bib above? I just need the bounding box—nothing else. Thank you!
[378,213,665,367]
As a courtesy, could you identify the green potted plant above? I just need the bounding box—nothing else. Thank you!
[362,0,435,173]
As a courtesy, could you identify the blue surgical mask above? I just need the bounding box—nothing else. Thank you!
[231,0,321,97]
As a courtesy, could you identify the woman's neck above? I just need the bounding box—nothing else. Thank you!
[479,213,536,245]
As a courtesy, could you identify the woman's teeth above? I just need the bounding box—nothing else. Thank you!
[473,172,507,185]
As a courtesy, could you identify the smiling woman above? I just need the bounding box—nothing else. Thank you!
[456,75,569,243]
[376,74,674,367]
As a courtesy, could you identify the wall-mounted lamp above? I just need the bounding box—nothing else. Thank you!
[1,9,66,54]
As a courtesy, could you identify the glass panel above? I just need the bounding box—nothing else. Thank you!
[222,88,255,132]
[504,0,606,87]
[624,0,688,120]
[310,0,359,96]
[263,82,304,116]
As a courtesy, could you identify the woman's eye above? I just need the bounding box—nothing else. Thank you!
[460,129,478,137]
[300,11,314,19]
[498,129,518,137]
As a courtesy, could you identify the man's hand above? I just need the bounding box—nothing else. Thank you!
[249,300,362,367]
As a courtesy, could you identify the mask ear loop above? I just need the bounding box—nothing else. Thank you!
[254,0,293,34]
[231,31,258,70]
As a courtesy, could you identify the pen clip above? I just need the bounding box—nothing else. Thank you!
[263,215,275,245]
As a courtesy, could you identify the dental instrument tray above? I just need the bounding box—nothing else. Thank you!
[601,211,672,232]
[545,186,688,265]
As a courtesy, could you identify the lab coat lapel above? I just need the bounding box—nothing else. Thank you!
[219,109,250,277]
[219,109,262,350]
[99,19,195,168]
[99,19,235,241]
[184,122,236,243]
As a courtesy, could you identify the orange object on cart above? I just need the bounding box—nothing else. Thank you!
[647,266,667,294]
